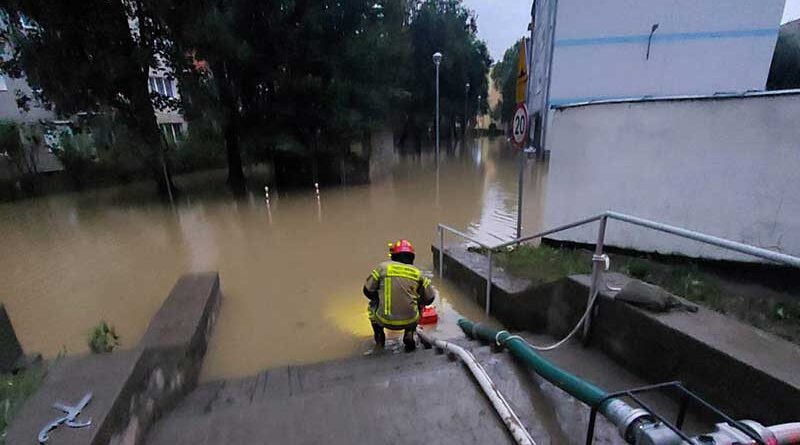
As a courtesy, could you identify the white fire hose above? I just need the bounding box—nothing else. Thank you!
[416,328,536,445]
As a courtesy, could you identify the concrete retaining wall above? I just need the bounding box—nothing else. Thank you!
[543,91,800,262]
[434,245,800,425]
[7,272,221,445]
[0,304,23,373]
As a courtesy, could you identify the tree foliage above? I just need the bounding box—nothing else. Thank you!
[491,40,521,124]
[0,0,179,197]
[767,22,800,90]
[0,0,492,193]
[404,0,491,141]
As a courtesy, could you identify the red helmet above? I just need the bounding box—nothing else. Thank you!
[389,239,415,255]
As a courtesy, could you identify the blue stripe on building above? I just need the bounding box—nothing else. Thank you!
[555,28,778,47]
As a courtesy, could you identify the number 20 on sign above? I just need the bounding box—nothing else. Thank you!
[511,103,528,149]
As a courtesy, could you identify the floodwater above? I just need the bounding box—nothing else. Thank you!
[0,137,550,381]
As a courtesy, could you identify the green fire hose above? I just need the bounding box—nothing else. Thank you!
[458,318,800,445]
[458,318,650,442]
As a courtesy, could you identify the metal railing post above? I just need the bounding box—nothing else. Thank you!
[486,250,493,316]
[582,216,608,342]
[439,226,444,279]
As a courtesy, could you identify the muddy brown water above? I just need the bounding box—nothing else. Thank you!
[0,137,550,380]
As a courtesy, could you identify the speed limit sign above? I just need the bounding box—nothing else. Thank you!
[511,104,529,149]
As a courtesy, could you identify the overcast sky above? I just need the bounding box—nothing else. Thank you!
[464,0,800,62]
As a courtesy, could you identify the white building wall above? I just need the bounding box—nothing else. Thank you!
[545,0,785,106]
[542,92,800,262]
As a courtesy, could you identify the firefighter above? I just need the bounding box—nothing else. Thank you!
[363,240,438,351]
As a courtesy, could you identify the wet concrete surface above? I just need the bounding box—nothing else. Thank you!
[145,332,706,445]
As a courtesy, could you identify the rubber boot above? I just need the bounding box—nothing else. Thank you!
[403,329,416,352]
[371,323,386,348]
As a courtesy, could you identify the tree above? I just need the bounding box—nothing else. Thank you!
[0,1,179,199]
[152,0,412,188]
[491,40,521,125]
[767,22,800,90]
[148,0,280,196]
[403,0,491,145]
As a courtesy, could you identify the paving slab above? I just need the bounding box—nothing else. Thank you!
[6,272,221,445]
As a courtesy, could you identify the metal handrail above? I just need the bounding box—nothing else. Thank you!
[603,211,800,268]
[437,211,800,318]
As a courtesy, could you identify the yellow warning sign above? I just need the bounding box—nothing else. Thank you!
[515,38,528,104]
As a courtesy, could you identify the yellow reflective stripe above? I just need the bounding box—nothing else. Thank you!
[386,264,421,281]
[371,270,380,280]
[384,277,392,316]
[375,312,420,327]
[422,277,431,289]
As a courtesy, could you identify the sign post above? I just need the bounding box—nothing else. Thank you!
[513,39,529,240]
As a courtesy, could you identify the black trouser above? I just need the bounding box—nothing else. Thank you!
[370,322,416,349]
[368,300,417,349]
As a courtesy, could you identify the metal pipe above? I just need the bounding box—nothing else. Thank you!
[486,250,493,315]
[435,60,440,170]
[605,211,800,268]
[438,226,444,279]
[770,422,800,444]
[464,82,470,139]
[516,149,525,240]
[437,224,491,250]
[539,0,559,152]
[472,210,799,269]
[493,214,606,249]
[582,216,607,340]
[416,328,537,445]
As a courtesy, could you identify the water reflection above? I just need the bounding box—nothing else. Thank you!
[0,137,550,380]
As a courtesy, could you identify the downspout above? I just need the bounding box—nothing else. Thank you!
[539,0,559,152]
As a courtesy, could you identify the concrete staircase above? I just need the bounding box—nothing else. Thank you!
[145,337,651,445]
[147,346,519,445]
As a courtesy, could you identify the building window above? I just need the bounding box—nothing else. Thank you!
[19,14,37,30]
[160,123,184,144]
[149,76,176,98]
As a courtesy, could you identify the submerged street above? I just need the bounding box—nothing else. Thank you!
[0,137,549,380]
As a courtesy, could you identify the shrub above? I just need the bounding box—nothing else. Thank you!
[56,132,95,189]
[87,321,120,354]
[174,123,224,173]
[0,367,45,443]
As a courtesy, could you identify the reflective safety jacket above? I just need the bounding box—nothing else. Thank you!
[364,261,437,328]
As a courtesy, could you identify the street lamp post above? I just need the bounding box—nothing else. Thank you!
[433,51,442,169]
[464,82,470,139]
[477,94,482,131]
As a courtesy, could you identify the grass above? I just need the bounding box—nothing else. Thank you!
[615,258,725,307]
[479,243,800,344]
[0,367,45,444]
[614,256,800,342]
[491,244,592,285]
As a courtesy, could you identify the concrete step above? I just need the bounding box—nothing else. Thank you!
[170,347,455,418]
[147,353,515,445]
[149,334,660,445]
